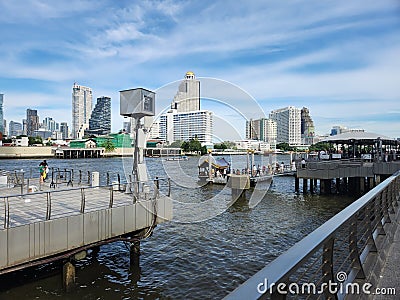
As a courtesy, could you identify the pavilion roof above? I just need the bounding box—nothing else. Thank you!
[321,132,397,144]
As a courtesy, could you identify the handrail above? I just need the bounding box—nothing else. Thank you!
[1,177,171,229]
[225,170,400,299]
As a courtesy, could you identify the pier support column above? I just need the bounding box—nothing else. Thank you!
[310,179,314,194]
[295,176,300,193]
[336,178,340,194]
[343,178,348,193]
[320,179,331,194]
[130,241,140,265]
[360,177,365,194]
[368,177,375,190]
[302,178,308,194]
[63,261,75,292]
[376,175,381,185]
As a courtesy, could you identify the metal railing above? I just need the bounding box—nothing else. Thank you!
[1,177,171,229]
[225,170,400,299]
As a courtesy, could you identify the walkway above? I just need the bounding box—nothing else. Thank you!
[372,216,400,299]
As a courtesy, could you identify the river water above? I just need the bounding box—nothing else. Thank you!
[0,155,355,299]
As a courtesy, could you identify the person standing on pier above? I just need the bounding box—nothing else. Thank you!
[39,160,48,183]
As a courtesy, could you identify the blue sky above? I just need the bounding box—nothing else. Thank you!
[1,0,399,139]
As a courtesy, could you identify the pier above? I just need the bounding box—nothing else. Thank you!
[0,170,172,290]
[226,170,400,299]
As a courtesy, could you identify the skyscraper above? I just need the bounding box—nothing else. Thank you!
[170,71,200,112]
[26,109,39,137]
[72,83,93,139]
[86,96,111,136]
[159,72,212,144]
[9,121,23,137]
[269,106,301,146]
[246,118,277,148]
[300,107,315,145]
[0,94,4,134]
[60,122,69,140]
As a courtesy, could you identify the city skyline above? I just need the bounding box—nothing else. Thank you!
[0,1,399,139]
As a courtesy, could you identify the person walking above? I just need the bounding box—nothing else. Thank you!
[39,160,49,183]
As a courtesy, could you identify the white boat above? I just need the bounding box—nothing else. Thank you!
[165,155,188,161]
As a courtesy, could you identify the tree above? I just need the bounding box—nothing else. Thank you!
[181,141,190,152]
[169,140,183,148]
[308,142,334,152]
[28,136,43,145]
[214,142,227,150]
[101,139,116,152]
[276,142,296,152]
[188,138,202,152]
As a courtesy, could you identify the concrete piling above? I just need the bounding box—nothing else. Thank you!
[62,261,76,292]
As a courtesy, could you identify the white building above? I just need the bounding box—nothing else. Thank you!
[269,106,301,146]
[159,72,212,144]
[246,118,277,149]
[143,116,160,139]
[72,83,93,139]
[160,110,212,144]
[234,140,272,152]
[171,71,200,112]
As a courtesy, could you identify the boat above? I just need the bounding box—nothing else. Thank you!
[198,155,230,184]
[165,155,188,161]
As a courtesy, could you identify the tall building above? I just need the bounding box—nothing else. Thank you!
[159,72,212,144]
[9,121,23,137]
[26,109,39,136]
[72,83,93,139]
[60,122,69,139]
[170,71,200,112]
[160,110,212,144]
[246,118,277,147]
[269,106,301,146]
[43,117,59,132]
[0,94,4,134]
[300,107,315,145]
[86,96,111,136]
[3,120,6,136]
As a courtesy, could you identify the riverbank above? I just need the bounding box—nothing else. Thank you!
[0,147,135,159]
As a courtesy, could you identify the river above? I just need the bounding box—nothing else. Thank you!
[0,155,355,299]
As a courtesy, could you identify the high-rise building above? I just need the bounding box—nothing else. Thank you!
[60,122,69,140]
[0,94,4,134]
[43,117,59,132]
[269,106,301,146]
[170,71,200,112]
[86,96,111,136]
[159,72,212,144]
[3,119,6,136]
[301,107,315,145]
[26,109,40,137]
[160,110,212,144]
[9,121,22,137]
[123,121,131,134]
[72,83,93,139]
[246,118,277,148]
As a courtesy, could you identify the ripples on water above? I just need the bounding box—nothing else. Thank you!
[0,156,355,299]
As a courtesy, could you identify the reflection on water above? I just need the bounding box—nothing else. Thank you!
[0,156,355,299]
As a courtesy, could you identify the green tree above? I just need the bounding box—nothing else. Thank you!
[101,139,116,152]
[276,142,296,152]
[169,140,183,148]
[28,136,43,145]
[181,141,190,152]
[188,138,202,152]
[308,142,334,152]
[214,142,227,150]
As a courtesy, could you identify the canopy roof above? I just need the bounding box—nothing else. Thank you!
[198,156,230,169]
[322,132,397,145]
